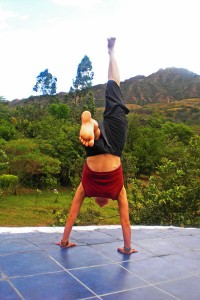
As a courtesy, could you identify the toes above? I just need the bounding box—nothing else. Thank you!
[79,135,94,147]
[55,242,61,246]
[69,243,76,248]
[79,137,87,146]
[88,139,94,147]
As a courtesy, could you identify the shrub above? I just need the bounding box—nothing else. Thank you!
[0,174,18,194]
[129,136,200,227]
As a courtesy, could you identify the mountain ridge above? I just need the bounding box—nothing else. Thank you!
[9,67,200,107]
[93,67,200,107]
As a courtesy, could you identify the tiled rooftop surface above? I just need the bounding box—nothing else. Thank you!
[0,225,199,300]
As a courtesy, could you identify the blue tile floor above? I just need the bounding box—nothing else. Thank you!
[0,225,199,300]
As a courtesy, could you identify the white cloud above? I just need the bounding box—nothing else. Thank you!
[0,4,30,31]
[52,0,102,9]
[1,0,200,100]
[19,14,30,21]
[0,4,17,30]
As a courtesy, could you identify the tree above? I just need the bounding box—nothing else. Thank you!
[129,135,200,227]
[0,120,18,141]
[0,174,18,195]
[4,139,61,188]
[0,96,7,102]
[161,121,194,144]
[0,150,9,173]
[48,103,71,120]
[33,69,57,95]
[69,55,95,120]
[126,114,166,175]
[126,114,195,175]
[72,55,94,91]
[0,150,18,195]
[0,99,10,121]
[35,119,84,187]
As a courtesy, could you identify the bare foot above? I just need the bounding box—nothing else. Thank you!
[107,37,116,53]
[79,111,100,147]
[55,241,76,248]
[118,247,138,255]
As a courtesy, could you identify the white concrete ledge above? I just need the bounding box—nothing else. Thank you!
[0,225,197,234]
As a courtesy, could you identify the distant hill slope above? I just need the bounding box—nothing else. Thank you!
[92,68,200,107]
[9,67,200,107]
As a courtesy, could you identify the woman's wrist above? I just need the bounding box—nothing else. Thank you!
[124,246,131,252]
[61,240,69,247]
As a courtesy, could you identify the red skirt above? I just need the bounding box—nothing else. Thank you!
[81,163,124,200]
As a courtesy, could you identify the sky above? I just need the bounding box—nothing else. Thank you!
[0,0,199,101]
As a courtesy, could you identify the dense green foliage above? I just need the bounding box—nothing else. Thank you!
[129,136,200,226]
[0,97,199,226]
[0,174,18,192]
[0,149,18,195]
[1,61,200,228]
[125,114,199,226]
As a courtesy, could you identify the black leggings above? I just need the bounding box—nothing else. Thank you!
[85,80,129,157]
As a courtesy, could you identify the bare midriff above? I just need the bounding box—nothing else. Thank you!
[86,154,121,172]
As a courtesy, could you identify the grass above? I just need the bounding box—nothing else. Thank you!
[0,189,120,226]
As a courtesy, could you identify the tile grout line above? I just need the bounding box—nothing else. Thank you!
[2,275,25,300]
[116,261,155,286]
[0,249,45,257]
[49,255,99,299]
[9,282,25,300]
[115,261,200,299]
[87,243,156,265]
[48,245,124,272]
[98,284,180,300]
[153,272,200,286]
[151,284,181,300]
[3,270,66,280]
[77,294,103,300]
[115,262,181,300]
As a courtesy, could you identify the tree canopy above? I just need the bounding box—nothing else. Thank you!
[33,69,57,95]
[68,55,95,120]
[72,55,94,91]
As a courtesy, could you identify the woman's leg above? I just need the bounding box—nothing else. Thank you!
[108,37,120,86]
